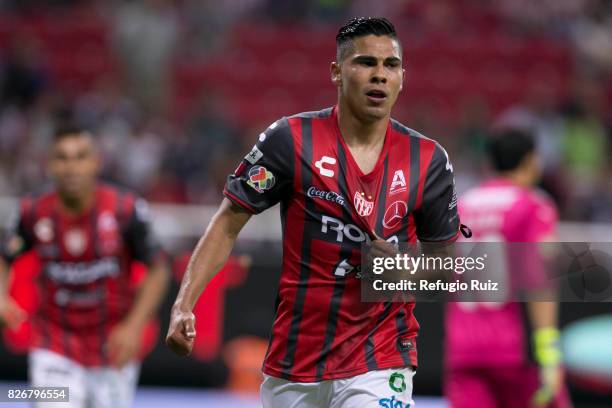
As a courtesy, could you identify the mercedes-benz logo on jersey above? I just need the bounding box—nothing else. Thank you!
[353,191,374,217]
[383,201,408,229]
[247,165,275,193]
[315,156,336,178]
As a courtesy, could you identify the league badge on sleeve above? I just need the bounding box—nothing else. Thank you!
[247,165,275,193]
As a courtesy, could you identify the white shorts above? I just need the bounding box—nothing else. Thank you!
[261,367,416,408]
[28,348,140,408]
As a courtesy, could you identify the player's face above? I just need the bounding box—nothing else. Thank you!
[49,134,100,198]
[332,35,404,122]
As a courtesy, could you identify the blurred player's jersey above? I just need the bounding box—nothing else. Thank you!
[224,106,459,382]
[1,184,161,366]
[445,178,558,368]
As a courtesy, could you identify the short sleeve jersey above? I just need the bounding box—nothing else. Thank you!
[1,184,161,366]
[225,106,459,381]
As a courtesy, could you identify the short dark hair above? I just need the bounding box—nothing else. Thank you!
[53,124,92,142]
[487,129,536,172]
[336,17,399,61]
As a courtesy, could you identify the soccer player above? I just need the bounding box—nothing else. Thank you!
[0,126,169,408]
[166,17,460,407]
[445,129,571,407]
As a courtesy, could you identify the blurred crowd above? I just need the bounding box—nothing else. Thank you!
[0,0,611,221]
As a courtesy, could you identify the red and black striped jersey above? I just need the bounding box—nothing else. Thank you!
[224,106,459,382]
[1,183,161,366]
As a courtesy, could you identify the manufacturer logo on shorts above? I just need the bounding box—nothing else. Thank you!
[354,191,374,217]
[389,372,406,393]
[247,166,275,193]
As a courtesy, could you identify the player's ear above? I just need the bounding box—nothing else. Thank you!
[399,68,406,92]
[331,61,342,88]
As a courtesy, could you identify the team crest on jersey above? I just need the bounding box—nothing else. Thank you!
[247,165,275,193]
[34,218,54,242]
[389,170,407,195]
[64,228,87,257]
[354,191,374,217]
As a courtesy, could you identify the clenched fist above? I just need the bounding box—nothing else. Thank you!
[165,307,196,356]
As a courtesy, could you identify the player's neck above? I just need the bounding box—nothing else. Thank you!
[503,171,533,188]
[336,103,388,148]
[58,186,96,215]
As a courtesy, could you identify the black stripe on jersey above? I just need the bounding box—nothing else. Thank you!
[407,135,421,213]
[374,156,389,237]
[362,156,389,371]
[53,208,72,360]
[281,117,314,379]
[365,301,393,370]
[395,306,412,366]
[117,193,130,317]
[92,199,108,365]
[396,133,421,240]
[32,198,51,350]
[314,138,353,381]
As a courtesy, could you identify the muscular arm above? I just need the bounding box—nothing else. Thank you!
[166,198,252,356]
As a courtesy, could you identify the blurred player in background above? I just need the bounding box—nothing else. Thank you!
[0,127,169,408]
[445,129,571,407]
[166,17,460,407]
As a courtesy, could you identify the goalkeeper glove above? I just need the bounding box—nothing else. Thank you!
[531,327,563,407]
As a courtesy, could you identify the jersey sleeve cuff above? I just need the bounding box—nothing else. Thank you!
[223,189,259,214]
[418,229,460,244]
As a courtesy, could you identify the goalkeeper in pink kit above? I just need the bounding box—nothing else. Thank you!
[445,129,571,407]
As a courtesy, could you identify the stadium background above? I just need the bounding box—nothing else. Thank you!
[0,0,611,407]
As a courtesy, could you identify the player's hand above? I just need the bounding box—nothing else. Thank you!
[0,296,27,329]
[165,306,196,357]
[370,232,398,259]
[531,364,563,407]
[531,327,563,407]
[107,320,143,368]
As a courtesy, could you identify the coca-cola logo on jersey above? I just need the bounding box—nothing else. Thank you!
[353,192,374,217]
[307,187,345,206]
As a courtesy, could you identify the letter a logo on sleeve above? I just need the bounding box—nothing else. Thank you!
[247,165,275,193]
